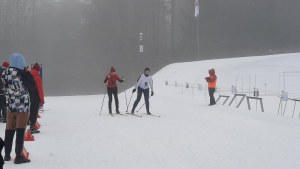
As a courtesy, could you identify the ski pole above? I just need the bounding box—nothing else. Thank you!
[126,93,134,112]
[136,96,152,113]
[100,87,108,115]
[122,79,128,107]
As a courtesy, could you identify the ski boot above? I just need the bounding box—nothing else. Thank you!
[131,108,135,114]
[147,110,151,115]
[116,109,120,114]
[30,126,40,134]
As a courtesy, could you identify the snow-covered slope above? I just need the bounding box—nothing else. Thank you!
[1,53,300,169]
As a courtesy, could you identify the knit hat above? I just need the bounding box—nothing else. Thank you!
[110,67,116,73]
[9,53,26,70]
[2,62,9,68]
[32,63,41,71]
[144,67,150,72]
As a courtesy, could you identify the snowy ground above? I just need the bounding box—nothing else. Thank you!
[1,53,300,169]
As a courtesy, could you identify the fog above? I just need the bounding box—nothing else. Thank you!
[0,0,299,96]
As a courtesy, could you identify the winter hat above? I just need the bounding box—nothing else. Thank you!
[32,63,41,71]
[144,68,150,72]
[2,62,9,68]
[110,67,116,73]
[9,53,26,70]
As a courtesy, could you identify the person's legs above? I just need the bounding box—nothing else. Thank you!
[29,101,39,126]
[132,87,143,112]
[14,112,30,164]
[4,112,16,160]
[143,88,150,111]
[112,87,119,113]
[209,88,216,105]
[29,101,40,133]
[107,88,113,113]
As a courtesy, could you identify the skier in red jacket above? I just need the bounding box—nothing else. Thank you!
[104,67,124,114]
[29,63,45,134]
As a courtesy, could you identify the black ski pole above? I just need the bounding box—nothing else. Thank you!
[100,89,107,115]
[126,93,134,112]
[136,96,152,113]
[122,78,128,107]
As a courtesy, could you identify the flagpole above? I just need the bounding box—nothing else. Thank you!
[197,15,200,61]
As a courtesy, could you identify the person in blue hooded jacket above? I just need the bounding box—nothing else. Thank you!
[1,54,35,164]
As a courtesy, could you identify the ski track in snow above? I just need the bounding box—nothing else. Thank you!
[1,53,300,169]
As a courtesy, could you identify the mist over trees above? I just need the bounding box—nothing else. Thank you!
[0,0,299,96]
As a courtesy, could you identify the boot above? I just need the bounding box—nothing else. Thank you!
[30,126,40,134]
[108,102,112,114]
[4,130,15,160]
[116,109,120,114]
[147,110,151,115]
[15,129,26,162]
[115,99,120,114]
[14,155,30,164]
[131,108,135,114]
[4,155,11,161]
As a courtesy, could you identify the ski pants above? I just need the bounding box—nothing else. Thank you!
[133,87,149,111]
[29,101,40,127]
[208,88,216,105]
[107,87,119,111]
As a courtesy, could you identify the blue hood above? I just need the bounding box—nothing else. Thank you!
[10,53,26,70]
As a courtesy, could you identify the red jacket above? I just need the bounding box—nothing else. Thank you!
[104,74,123,88]
[30,69,45,104]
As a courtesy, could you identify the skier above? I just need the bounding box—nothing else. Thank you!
[28,63,45,134]
[205,69,217,106]
[0,62,9,123]
[2,54,35,164]
[103,67,124,114]
[131,68,154,115]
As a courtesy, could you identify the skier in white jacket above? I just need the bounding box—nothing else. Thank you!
[131,68,154,115]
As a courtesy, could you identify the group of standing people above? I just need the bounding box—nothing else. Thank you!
[0,53,44,166]
[103,67,154,115]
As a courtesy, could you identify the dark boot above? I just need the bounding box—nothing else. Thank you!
[116,109,120,114]
[131,108,135,114]
[30,126,40,134]
[14,155,30,164]
[4,155,11,161]
[108,102,112,114]
[147,110,151,115]
[4,130,15,160]
[15,129,26,160]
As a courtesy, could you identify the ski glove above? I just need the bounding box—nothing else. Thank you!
[132,89,136,93]
[151,91,154,96]
[108,75,110,79]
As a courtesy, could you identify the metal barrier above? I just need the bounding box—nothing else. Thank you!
[215,95,230,105]
[229,94,246,108]
[246,96,264,112]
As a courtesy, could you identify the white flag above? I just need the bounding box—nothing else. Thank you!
[195,0,199,17]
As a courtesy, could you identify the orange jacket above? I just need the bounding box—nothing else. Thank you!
[206,69,217,88]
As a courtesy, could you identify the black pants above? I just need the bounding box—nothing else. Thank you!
[0,105,6,120]
[107,87,119,111]
[132,87,149,111]
[209,88,216,105]
[29,101,40,127]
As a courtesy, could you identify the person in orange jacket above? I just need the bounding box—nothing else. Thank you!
[28,63,45,134]
[205,69,217,106]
